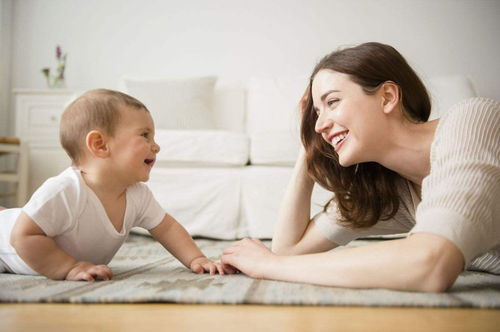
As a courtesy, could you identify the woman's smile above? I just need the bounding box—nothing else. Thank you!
[329,130,349,152]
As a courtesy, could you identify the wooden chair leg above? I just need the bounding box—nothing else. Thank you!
[17,141,29,207]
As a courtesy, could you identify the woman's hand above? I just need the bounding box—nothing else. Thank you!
[221,238,277,279]
[66,261,113,281]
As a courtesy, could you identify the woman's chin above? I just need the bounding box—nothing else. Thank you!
[337,153,356,168]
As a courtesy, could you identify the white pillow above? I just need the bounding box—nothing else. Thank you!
[246,76,308,165]
[123,76,217,129]
[246,76,307,135]
[426,75,477,120]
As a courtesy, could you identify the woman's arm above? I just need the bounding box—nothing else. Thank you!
[10,212,113,281]
[222,233,464,292]
[272,149,338,255]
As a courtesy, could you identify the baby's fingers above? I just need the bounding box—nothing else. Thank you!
[207,263,217,275]
[215,262,225,275]
[90,265,113,281]
[69,271,94,282]
[191,263,204,274]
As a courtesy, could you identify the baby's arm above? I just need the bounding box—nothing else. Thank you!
[10,212,113,281]
[149,214,226,274]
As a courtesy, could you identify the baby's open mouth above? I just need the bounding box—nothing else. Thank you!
[144,158,155,165]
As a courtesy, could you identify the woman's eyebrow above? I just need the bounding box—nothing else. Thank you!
[320,90,340,101]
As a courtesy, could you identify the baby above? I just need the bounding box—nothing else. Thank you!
[0,89,228,281]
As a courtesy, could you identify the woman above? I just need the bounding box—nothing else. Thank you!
[221,42,500,292]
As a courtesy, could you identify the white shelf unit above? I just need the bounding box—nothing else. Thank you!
[13,89,77,197]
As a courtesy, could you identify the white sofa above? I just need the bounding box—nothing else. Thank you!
[123,74,477,240]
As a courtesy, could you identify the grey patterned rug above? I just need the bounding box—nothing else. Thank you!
[1,234,499,307]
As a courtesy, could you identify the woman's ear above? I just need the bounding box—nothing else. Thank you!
[381,81,401,114]
[85,130,109,158]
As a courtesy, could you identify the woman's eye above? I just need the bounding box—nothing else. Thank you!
[327,99,339,107]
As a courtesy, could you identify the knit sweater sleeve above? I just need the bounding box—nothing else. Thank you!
[411,97,500,268]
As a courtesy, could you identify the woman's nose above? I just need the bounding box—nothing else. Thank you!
[315,111,333,134]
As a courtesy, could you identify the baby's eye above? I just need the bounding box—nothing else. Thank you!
[141,132,149,138]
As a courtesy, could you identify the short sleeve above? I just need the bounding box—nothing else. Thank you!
[22,169,81,237]
[411,98,500,267]
[313,211,361,245]
[313,183,414,246]
[130,183,165,230]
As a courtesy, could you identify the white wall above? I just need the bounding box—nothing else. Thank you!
[1,0,12,135]
[3,0,500,134]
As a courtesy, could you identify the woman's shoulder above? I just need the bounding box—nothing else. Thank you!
[439,97,499,128]
[435,97,499,144]
[430,97,499,169]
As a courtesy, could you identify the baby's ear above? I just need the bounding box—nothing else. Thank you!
[381,81,401,114]
[85,130,109,158]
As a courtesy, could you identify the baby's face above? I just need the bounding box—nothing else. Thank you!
[106,107,160,184]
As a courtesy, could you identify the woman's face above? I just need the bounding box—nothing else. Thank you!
[311,69,386,167]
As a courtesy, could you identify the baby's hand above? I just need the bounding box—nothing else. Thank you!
[190,256,225,275]
[65,261,113,281]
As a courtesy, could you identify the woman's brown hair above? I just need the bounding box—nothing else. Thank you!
[301,42,431,228]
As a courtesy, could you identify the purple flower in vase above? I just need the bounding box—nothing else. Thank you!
[56,45,62,60]
[42,45,67,88]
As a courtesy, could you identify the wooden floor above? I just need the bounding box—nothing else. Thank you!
[0,303,499,332]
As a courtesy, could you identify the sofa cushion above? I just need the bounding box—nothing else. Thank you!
[250,131,300,166]
[241,166,333,238]
[154,129,249,166]
[123,76,217,130]
[246,76,307,165]
[426,75,477,120]
[146,167,242,239]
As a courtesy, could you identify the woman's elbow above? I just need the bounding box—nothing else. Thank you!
[415,245,463,293]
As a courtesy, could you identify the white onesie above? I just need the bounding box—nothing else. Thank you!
[0,167,165,275]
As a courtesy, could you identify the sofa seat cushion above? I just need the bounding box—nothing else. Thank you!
[241,166,333,238]
[145,167,242,239]
[155,129,249,166]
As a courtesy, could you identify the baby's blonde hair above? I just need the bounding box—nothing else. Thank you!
[60,89,148,165]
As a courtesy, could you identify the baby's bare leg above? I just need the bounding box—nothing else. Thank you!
[0,206,6,211]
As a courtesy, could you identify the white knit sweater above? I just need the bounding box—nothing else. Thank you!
[314,97,500,274]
